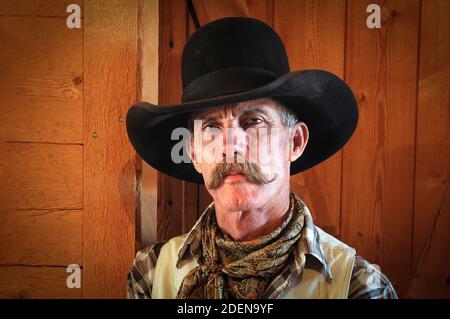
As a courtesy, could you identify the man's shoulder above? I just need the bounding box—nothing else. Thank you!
[135,240,166,265]
[312,227,398,299]
[348,255,398,299]
[135,233,189,266]
[314,226,356,255]
[127,233,190,299]
[164,233,190,250]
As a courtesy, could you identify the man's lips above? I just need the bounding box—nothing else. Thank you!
[223,172,245,180]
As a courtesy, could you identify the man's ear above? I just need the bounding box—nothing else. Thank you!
[289,122,309,162]
[188,137,202,174]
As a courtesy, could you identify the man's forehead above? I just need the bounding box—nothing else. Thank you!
[192,98,279,119]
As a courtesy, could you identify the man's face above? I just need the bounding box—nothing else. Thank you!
[189,98,308,212]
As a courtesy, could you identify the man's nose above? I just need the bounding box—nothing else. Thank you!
[222,126,247,160]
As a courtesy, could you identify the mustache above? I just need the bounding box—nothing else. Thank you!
[206,157,277,189]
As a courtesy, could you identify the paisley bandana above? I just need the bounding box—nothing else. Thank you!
[176,192,305,299]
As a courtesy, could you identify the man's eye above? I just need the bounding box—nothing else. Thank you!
[203,123,219,131]
[245,118,263,126]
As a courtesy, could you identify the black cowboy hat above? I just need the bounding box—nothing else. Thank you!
[126,17,358,184]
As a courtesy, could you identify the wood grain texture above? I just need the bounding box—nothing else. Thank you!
[157,0,200,241]
[181,181,199,232]
[342,0,420,296]
[0,209,82,266]
[0,266,81,298]
[0,143,82,210]
[157,173,183,241]
[408,184,450,298]
[0,0,83,17]
[192,0,274,25]
[413,0,450,275]
[198,184,213,216]
[274,0,346,239]
[157,0,186,241]
[83,0,138,298]
[0,17,83,144]
[159,0,186,106]
[138,0,159,249]
[141,163,158,247]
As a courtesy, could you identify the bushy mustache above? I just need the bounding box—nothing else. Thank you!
[207,157,277,189]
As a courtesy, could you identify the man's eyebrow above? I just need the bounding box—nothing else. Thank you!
[241,107,272,118]
[192,106,272,122]
[194,113,223,122]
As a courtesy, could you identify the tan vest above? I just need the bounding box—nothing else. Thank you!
[152,226,356,299]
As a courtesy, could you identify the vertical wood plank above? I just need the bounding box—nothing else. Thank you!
[274,0,346,239]
[198,186,213,216]
[408,184,450,297]
[157,0,196,241]
[84,0,138,298]
[413,0,450,277]
[342,0,420,296]
[182,181,199,232]
[138,0,159,249]
[157,0,186,240]
[410,0,450,297]
[192,0,274,25]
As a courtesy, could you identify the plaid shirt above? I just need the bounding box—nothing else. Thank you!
[128,198,398,299]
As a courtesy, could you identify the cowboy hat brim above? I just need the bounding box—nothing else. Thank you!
[126,69,358,184]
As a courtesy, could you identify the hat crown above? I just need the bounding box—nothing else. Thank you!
[181,17,290,90]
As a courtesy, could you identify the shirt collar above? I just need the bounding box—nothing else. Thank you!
[176,193,333,282]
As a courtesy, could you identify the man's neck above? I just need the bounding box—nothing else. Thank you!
[214,189,291,241]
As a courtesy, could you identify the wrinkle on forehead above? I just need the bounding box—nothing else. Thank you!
[192,98,278,120]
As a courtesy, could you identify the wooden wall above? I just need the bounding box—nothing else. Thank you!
[0,0,144,298]
[0,0,447,299]
[0,0,84,298]
[156,0,450,298]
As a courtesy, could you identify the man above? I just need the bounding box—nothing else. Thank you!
[126,17,397,299]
